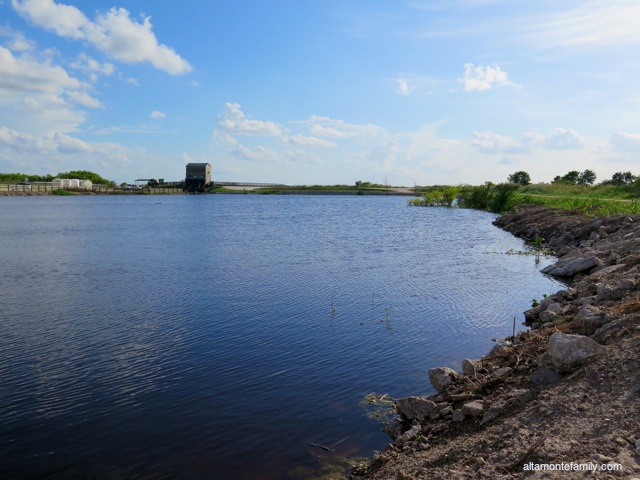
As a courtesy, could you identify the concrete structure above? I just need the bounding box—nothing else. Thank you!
[185,163,212,193]
[52,178,92,190]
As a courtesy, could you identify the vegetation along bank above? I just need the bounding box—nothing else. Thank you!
[351,203,640,479]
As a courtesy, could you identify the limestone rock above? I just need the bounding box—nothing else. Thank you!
[507,388,533,406]
[481,400,506,425]
[461,358,480,377]
[545,333,605,373]
[395,396,437,422]
[575,305,607,335]
[452,409,465,422]
[428,367,459,393]
[530,367,562,385]
[396,424,421,447]
[491,367,513,380]
[541,255,602,277]
[461,400,485,417]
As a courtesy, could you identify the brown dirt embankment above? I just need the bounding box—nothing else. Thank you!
[351,204,640,479]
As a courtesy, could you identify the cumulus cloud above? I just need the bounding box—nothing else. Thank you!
[395,76,413,96]
[216,102,282,137]
[71,53,115,76]
[12,0,191,75]
[150,110,166,120]
[0,45,80,96]
[609,131,640,151]
[231,144,279,162]
[66,90,103,108]
[539,128,584,149]
[0,126,91,154]
[472,128,584,153]
[460,63,516,92]
[0,27,35,51]
[471,131,525,153]
[303,115,387,139]
[282,134,336,148]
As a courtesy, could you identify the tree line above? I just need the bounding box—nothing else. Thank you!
[507,169,637,187]
[0,170,115,186]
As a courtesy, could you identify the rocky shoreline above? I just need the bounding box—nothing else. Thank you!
[351,204,640,479]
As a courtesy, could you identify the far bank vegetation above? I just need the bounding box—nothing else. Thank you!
[410,170,640,216]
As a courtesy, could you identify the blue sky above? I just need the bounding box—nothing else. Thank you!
[2,0,640,186]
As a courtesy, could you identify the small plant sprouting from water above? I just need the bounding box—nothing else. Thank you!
[531,293,548,308]
[331,288,337,315]
[371,290,381,307]
[383,307,393,327]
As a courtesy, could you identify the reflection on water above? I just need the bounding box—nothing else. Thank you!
[0,195,562,479]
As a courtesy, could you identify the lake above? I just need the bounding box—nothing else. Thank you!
[0,195,562,479]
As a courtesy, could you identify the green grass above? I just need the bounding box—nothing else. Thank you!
[409,181,640,216]
[519,194,640,215]
[521,182,640,200]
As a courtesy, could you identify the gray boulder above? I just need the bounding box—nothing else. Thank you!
[461,400,485,417]
[530,367,562,385]
[575,305,607,335]
[395,396,436,422]
[545,333,604,373]
[461,358,480,377]
[541,255,602,277]
[428,367,459,393]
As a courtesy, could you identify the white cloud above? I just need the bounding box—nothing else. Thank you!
[125,77,139,86]
[231,144,279,162]
[53,131,92,153]
[216,102,282,137]
[303,115,387,139]
[282,134,336,148]
[460,63,516,92]
[182,152,194,164]
[0,126,91,153]
[609,131,640,151]
[150,110,166,120]
[472,128,584,153]
[0,27,35,51]
[539,128,584,150]
[0,45,80,96]
[71,53,114,76]
[66,90,103,108]
[525,1,640,49]
[395,76,413,96]
[471,131,525,153]
[12,0,191,75]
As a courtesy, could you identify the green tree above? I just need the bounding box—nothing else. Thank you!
[577,169,596,186]
[552,170,594,185]
[507,171,531,186]
[611,171,636,186]
[148,179,159,187]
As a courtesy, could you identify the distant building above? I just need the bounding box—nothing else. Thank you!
[185,163,212,193]
[52,178,92,190]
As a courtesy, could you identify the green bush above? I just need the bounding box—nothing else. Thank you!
[489,183,518,213]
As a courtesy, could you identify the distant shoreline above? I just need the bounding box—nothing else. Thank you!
[0,187,418,197]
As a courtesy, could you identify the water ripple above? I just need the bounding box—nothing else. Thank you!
[0,195,562,479]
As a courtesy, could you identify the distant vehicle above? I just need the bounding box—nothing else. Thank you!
[122,184,142,191]
[18,182,31,186]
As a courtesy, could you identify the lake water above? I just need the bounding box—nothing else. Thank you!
[0,195,562,479]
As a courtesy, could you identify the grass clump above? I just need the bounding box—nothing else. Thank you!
[457,182,518,213]
[408,186,461,207]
